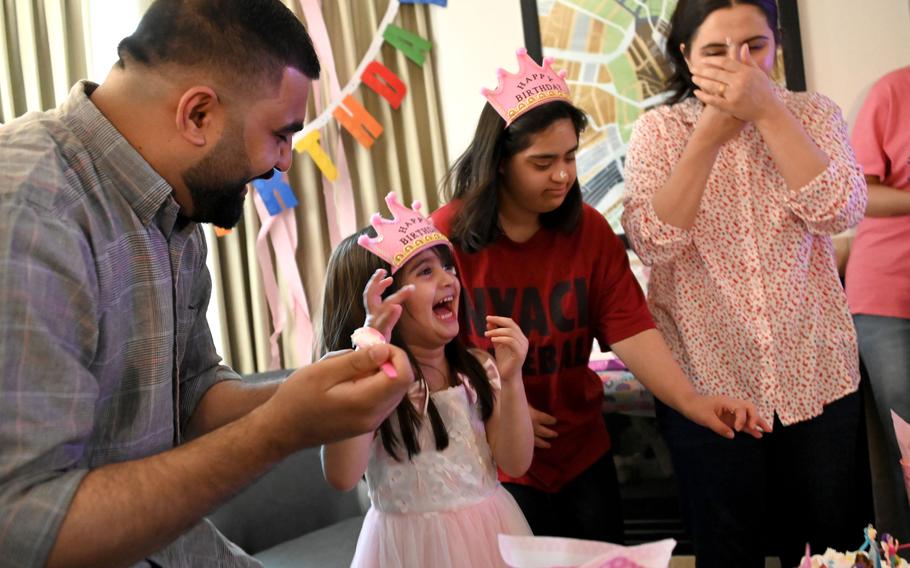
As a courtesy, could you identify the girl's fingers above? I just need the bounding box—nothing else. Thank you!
[691,75,727,97]
[372,304,402,331]
[754,414,773,433]
[529,406,557,425]
[727,36,737,61]
[692,65,730,83]
[383,284,415,306]
[362,269,384,298]
[490,336,519,350]
[484,327,519,338]
[486,315,520,330]
[702,412,734,439]
[740,42,754,66]
[693,89,729,110]
[731,406,746,432]
[362,270,390,309]
[532,420,558,438]
[699,56,739,73]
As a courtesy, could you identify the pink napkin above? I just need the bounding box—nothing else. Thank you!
[893,410,910,507]
[893,410,910,463]
[498,535,676,568]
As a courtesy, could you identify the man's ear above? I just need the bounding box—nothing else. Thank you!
[175,86,220,147]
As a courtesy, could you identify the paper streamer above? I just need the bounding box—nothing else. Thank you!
[297,0,361,245]
[292,0,401,141]
[252,176,314,369]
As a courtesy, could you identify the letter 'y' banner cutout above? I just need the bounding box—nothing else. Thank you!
[217,0,444,370]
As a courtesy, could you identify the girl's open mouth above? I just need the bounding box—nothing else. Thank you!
[432,296,456,320]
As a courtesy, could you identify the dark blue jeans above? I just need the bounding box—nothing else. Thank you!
[855,314,910,542]
[657,392,866,568]
[503,450,624,543]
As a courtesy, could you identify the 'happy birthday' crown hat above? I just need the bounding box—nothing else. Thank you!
[357,192,453,274]
[482,47,572,126]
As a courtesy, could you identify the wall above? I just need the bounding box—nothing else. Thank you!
[797,0,910,126]
[429,1,525,163]
[431,0,910,154]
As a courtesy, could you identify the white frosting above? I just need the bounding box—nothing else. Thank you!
[351,326,386,349]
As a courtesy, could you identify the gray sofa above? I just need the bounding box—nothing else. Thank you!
[206,371,367,568]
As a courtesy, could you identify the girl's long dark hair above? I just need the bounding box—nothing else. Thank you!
[664,0,781,105]
[442,100,588,253]
[318,228,495,461]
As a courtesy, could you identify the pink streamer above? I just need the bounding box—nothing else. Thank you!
[297,0,358,245]
[252,177,315,369]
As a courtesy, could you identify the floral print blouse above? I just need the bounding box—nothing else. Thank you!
[622,87,867,425]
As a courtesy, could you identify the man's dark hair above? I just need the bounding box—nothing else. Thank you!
[117,0,320,87]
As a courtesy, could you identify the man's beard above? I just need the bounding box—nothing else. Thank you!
[181,125,267,229]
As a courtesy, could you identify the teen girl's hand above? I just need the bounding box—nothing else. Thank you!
[678,393,772,439]
[483,315,528,382]
[362,268,414,340]
[692,103,745,148]
[691,39,781,123]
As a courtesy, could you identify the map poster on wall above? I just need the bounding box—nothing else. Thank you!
[520,0,805,236]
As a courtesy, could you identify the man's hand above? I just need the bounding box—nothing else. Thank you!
[257,343,413,454]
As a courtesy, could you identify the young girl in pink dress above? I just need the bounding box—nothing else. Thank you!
[319,193,534,568]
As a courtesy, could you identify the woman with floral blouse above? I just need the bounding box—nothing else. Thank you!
[621,1,867,567]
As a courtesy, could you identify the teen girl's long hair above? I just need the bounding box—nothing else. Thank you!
[442,100,588,253]
[318,227,495,461]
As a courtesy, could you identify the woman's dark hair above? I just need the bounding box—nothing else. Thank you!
[442,100,588,253]
[318,228,495,461]
[665,0,780,104]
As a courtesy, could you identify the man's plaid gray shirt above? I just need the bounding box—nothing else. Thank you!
[0,82,257,567]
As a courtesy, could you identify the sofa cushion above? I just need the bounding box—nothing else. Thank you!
[254,515,364,568]
[207,445,364,555]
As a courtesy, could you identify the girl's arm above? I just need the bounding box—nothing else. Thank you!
[321,434,374,492]
[621,103,741,266]
[611,328,771,438]
[864,176,910,217]
[482,316,534,478]
[319,268,413,492]
[693,46,866,234]
[650,104,744,230]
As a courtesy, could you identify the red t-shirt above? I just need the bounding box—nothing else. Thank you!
[432,202,655,492]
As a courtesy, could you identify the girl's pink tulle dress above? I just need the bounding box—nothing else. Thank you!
[350,376,532,568]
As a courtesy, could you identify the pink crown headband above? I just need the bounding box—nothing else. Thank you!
[357,192,452,274]
[482,47,571,126]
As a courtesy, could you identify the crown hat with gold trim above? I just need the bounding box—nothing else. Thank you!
[357,192,453,274]
[482,47,572,126]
